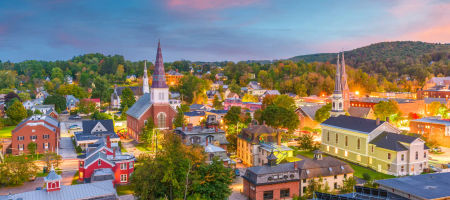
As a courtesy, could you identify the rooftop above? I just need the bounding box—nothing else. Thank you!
[411,117,450,126]
[321,115,385,134]
[376,172,450,199]
[369,132,427,151]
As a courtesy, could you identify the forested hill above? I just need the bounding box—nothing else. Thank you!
[290,41,450,79]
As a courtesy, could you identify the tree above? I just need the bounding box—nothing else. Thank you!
[91,110,112,120]
[120,105,128,120]
[273,94,296,111]
[0,155,38,185]
[27,142,37,157]
[6,100,27,124]
[91,76,111,102]
[51,67,64,81]
[44,95,67,113]
[18,93,31,101]
[0,70,16,89]
[298,134,316,151]
[340,176,357,193]
[140,118,156,145]
[173,107,186,128]
[57,84,88,99]
[262,94,277,109]
[78,99,97,114]
[303,177,330,199]
[225,123,247,153]
[212,95,223,110]
[315,103,331,123]
[261,105,300,131]
[120,87,135,111]
[224,106,241,125]
[42,152,62,169]
[428,101,442,116]
[242,93,259,102]
[373,100,401,121]
[190,158,234,199]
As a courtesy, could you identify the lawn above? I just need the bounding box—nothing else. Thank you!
[135,143,152,152]
[116,184,134,196]
[0,126,15,138]
[294,150,394,180]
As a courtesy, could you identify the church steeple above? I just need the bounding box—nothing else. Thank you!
[152,40,168,89]
[143,60,150,94]
[330,53,345,117]
[340,51,350,110]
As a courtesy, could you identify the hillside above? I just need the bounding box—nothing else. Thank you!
[289,41,450,80]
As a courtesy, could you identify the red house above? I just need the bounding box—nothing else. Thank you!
[78,136,135,184]
[126,41,177,141]
[11,115,59,155]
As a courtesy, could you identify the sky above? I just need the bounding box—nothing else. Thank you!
[0,0,449,62]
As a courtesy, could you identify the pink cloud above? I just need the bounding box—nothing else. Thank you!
[167,0,261,10]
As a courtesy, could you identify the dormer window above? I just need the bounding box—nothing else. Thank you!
[98,160,102,166]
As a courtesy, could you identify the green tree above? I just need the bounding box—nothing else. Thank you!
[261,105,300,131]
[18,93,31,101]
[141,118,156,145]
[6,100,27,124]
[242,93,259,102]
[120,105,128,120]
[303,177,330,199]
[212,95,223,110]
[225,123,247,153]
[91,110,112,120]
[298,134,316,151]
[57,84,88,99]
[190,158,234,199]
[373,100,401,121]
[173,107,186,128]
[27,142,37,157]
[340,176,357,193]
[273,94,296,111]
[120,87,135,111]
[78,99,97,114]
[0,155,38,185]
[315,103,331,123]
[44,95,67,113]
[42,152,62,169]
[91,76,111,102]
[51,67,64,81]
[0,70,16,89]
[224,106,241,125]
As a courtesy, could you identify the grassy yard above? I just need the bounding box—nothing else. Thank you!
[294,150,394,180]
[72,171,79,185]
[0,126,15,138]
[116,184,134,196]
[135,143,152,152]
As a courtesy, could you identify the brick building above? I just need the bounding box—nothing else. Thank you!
[11,115,59,155]
[165,69,183,86]
[126,41,177,141]
[410,117,450,148]
[78,136,135,184]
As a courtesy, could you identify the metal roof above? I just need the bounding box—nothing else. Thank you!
[369,132,423,151]
[322,115,385,134]
[411,117,450,126]
[126,93,151,119]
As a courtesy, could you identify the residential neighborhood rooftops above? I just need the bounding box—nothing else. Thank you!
[184,111,206,117]
[376,172,450,200]
[321,115,385,134]
[411,117,450,126]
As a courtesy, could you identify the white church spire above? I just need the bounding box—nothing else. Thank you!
[143,60,150,94]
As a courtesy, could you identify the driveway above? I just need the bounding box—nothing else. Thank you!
[59,137,77,159]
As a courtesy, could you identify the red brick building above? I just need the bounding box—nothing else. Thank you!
[418,89,450,100]
[11,115,59,155]
[410,117,450,148]
[78,136,135,184]
[126,41,177,141]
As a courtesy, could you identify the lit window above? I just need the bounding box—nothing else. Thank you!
[335,148,338,154]
[120,163,127,170]
[120,174,128,182]
[345,151,348,157]
[130,162,134,169]
[388,153,391,160]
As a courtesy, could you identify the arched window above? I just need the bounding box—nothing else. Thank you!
[157,112,166,128]
[339,102,342,109]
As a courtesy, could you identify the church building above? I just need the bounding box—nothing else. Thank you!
[126,41,177,141]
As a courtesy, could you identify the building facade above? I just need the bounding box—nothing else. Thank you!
[321,115,429,176]
[126,41,177,141]
[410,117,450,148]
[11,115,59,155]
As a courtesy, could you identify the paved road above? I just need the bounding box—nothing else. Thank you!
[59,137,77,159]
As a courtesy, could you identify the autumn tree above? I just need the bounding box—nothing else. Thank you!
[373,100,401,121]
[260,105,299,132]
[212,95,223,110]
[42,152,62,169]
[173,107,186,128]
[0,155,39,185]
[78,99,97,114]
[315,103,331,123]
[6,100,27,124]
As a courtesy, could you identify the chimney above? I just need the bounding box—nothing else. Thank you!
[294,161,298,169]
[113,148,116,159]
[106,135,111,148]
[277,132,281,146]
[206,138,209,146]
[187,123,193,131]
[214,125,218,132]
[376,118,380,125]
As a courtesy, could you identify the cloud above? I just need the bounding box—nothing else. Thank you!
[167,0,261,10]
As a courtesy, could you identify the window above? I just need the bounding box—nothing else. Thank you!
[339,102,342,109]
[345,136,348,146]
[334,182,338,189]
[32,129,35,133]
[157,112,166,128]
[303,179,306,183]
[335,134,338,144]
[344,151,348,157]
[424,152,427,158]
[18,144,24,151]
[120,174,128,182]
[120,163,127,170]
[43,134,50,139]
[17,136,24,141]
[335,148,338,154]
[80,162,83,168]
[303,187,307,193]
[388,153,391,160]
[98,160,102,166]
[334,175,337,179]
[415,151,418,160]
[401,166,404,172]
[357,138,360,149]
[30,135,37,141]
[263,191,273,200]
[387,164,390,170]
[371,145,374,153]
[43,143,49,150]
[401,154,404,161]
[420,164,423,170]
[327,132,329,142]
[280,189,290,198]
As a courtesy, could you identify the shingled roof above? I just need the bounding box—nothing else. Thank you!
[126,93,151,119]
[240,125,279,143]
[296,157,354,179]
[297,105,324,120]
[348,106,372,118]
[321,115,385,134]
[369,132,428,151]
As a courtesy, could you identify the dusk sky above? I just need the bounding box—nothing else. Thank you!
[0,0,449,62]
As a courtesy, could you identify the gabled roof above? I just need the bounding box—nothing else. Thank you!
[369,132,427,151]
[321,115,385,134]
[297,105,324,120]
[184,111,205,117]
[190,104,206,110]
[296,157,354,179]
[126,93,151,119]
[348,106,372,118]
[82,120,114,135]
[84,151,114,168]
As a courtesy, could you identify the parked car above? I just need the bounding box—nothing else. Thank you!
[69,124,80,130]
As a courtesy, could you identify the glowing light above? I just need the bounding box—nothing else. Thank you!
[355,91,360,96]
